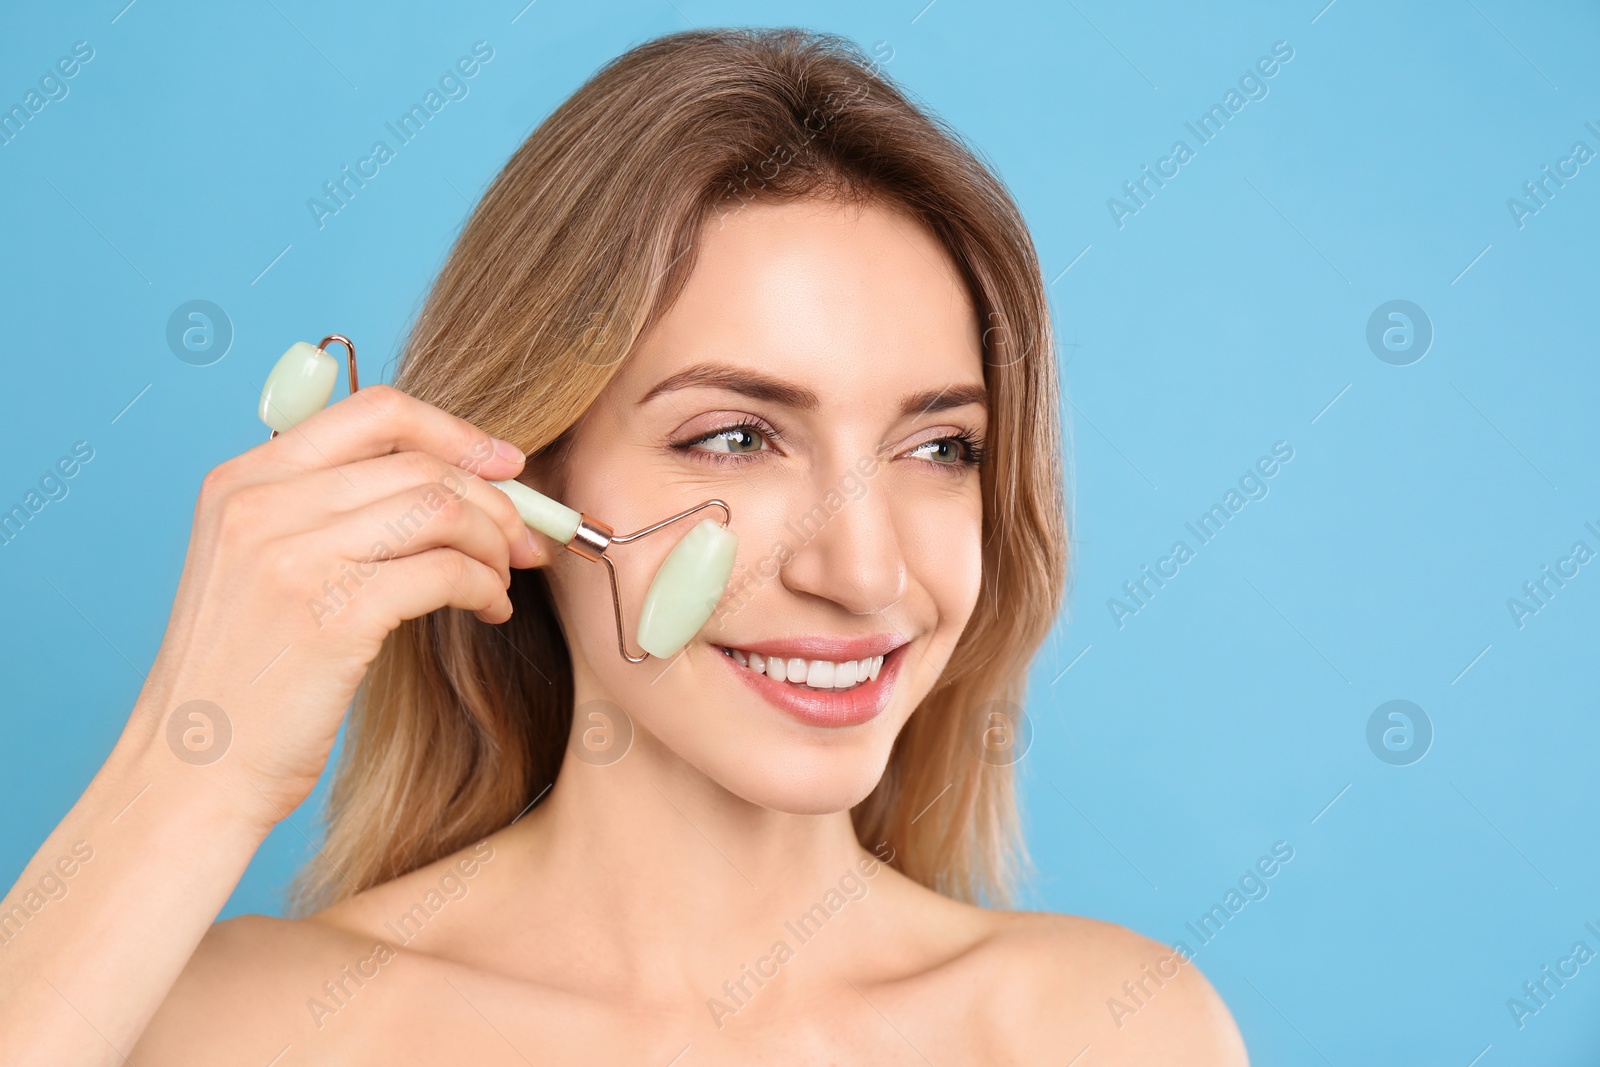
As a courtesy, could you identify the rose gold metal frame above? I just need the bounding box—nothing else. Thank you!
[565,500,732,663]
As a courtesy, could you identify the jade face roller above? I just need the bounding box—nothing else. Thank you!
[259,336,738,662]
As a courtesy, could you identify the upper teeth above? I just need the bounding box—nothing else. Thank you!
[723,647,884,689]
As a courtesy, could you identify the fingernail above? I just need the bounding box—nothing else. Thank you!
[493,437,524,465]
[524,528,540,554]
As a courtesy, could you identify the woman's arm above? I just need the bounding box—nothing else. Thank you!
[0,384,541,1064]
[0,728,272,1063]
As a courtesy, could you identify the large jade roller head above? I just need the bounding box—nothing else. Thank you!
[489,478,738,663]
[257,337,737,662]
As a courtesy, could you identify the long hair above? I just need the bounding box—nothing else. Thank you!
[290,26,1066,914]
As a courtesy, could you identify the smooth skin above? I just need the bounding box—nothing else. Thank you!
[1,199,1247,1065]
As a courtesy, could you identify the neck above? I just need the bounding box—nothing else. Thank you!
[496,724,889,1000]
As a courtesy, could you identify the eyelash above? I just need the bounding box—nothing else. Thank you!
[674,420,986,471]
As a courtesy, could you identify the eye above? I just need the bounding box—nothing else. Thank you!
[906,430,985,468]
[679,420,779,459]
[907,439,965,465]
[698,427,766,454]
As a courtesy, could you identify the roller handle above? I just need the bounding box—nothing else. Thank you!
[487,478,582,545]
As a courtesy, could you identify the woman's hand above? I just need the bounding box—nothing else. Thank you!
[128,382,541,832]
[0,381,547,1064]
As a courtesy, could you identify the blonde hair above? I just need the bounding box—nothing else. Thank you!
[291,27,1066,914]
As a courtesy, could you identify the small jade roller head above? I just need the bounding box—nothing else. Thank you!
[257,337,736,662]
[258,336,358,433]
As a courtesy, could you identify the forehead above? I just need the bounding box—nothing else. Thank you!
[613,197,982,399]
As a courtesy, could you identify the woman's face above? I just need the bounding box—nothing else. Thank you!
[541,196,986,813]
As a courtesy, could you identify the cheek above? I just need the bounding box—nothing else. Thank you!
[713,474,803,602]
[544,553,608,654]
[901,489,985,633]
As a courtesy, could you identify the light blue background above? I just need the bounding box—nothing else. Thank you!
[2,1,1596,1062]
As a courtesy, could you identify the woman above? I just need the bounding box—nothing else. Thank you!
[0,27,1246,1063]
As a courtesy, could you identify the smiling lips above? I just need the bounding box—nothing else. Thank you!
[713,635,907,728]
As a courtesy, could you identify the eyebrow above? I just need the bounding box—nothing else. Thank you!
[639,362,987,418]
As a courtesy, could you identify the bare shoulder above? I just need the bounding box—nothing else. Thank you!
[967,910,1249,1065]
[869,868,1247,1063]
[134,839,502,1064]
[134,910,383,1064]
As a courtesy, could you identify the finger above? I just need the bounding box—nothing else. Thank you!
[234,451,549,571]
[357,547,514,627]
[321,482,517,591]
[250,383,526,483]
[331,453,549,571]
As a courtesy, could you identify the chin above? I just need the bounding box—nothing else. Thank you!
[684,727,898,816]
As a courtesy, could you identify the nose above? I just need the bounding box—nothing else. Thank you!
[778,463,908,617]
